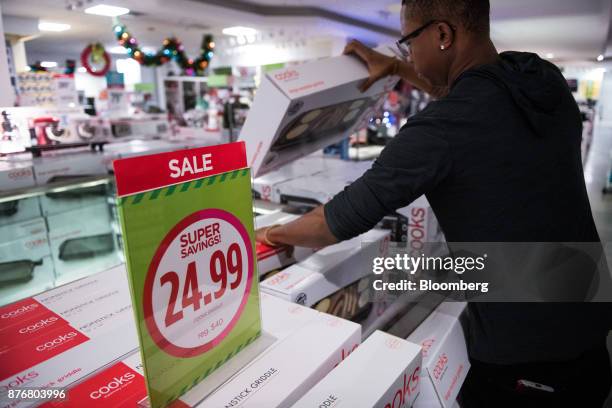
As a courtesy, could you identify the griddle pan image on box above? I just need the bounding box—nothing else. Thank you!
[0,200,19,217]
[313,277,372,321]
[0,259,42,284]
[59,233,115,261]
[270,97,377,153]
[45,175,108,199]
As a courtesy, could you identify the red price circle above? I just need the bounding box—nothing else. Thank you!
[143,209,254,357]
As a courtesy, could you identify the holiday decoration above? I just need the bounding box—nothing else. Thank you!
[81,43,111,76]
[112,21,214,76]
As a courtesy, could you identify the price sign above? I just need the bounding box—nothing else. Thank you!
[144,209,254,356]
[114,142,261,408]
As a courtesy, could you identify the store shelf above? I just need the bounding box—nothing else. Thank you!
[0,175,113,203]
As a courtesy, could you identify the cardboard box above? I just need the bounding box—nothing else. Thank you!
[293,330,422,408]
[0,196,42,228]
[259,292,323,340]
[240,55,397,178]
[252,161,315,203]
[38,353,148,408]
[46,203,121,284]
[261,229,390,306]
[0,257,54,308]
[0,265,135,353]
[198,315,361,408]
[33,152,107,185]
[251,154,361,203]
[0,160,36,191]
[396,195,446,256]
[272,160,373,207]
[0,218,54,307]
[32,152,109,216]
[407,302,469,408]
[41,293,330,408]
[108,116,171,141]
[0,267,138,408]
[255,211,317,276]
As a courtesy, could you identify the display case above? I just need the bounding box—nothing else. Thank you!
[0,174,122,306]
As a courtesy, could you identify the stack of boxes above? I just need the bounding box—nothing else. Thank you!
[0,162,53,305]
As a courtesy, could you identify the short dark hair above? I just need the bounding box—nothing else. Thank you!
[402,0,490,35]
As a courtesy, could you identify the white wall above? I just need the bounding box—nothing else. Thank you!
[0,5,15,106]
[600,68,612,121]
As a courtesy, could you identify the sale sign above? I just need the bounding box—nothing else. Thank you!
[113,142,261,408]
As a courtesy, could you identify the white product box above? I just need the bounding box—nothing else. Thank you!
[198,315,361,408]
[408,302,469,408]
[260,292,322,340]
[293,330,422,408]
[251,154,359,203]
[0,324,138,408]
[46,203,121,283]
[101,140,186,174]
[252,161,315,203]
[0,266,138,408]
[397,195,446,256]
[0,218,54,306]
[0,160,35,191]
[33,152,107,185]
[0,196,41,228]
[33,152,109,216]
[108,116,171,141]
[255,211,317,276]
[105,139,188,160]
[49,293,327,408]
[275,174,349,206]
[273,160,373,206]
[240,54,397,178]
[261,229,390,306]
[0,256,54,308]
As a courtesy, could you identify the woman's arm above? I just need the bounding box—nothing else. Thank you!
[255,206,338,248]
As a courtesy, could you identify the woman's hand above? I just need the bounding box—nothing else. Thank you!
[255,225,278,246]
[344,39,397,92]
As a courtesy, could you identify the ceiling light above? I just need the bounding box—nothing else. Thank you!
[545,53,554,59]
[38,21,71,32]
[40,61,58,68]
[222,26,257,37]
[109,46,128,54]
[84,4,130,17]
[597,54,605,62]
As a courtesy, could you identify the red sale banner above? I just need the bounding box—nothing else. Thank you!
[113,142,247,197]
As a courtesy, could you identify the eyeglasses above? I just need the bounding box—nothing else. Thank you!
[395,20,456,60]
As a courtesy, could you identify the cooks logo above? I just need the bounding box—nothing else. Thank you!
[19,316,59,334]
[0,371,39,394]
[433,353,449,380]
[89,372,136,399]
[408,208,427,257]
[383,367,420,408]
[7,168,33,180]
[1,303,39,319]
[36,331,77,351]
[274,69,299,82]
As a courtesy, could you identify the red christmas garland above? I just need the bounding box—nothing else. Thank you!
[80,43,111,77]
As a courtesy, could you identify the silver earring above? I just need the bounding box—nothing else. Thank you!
[440,45,445,50]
